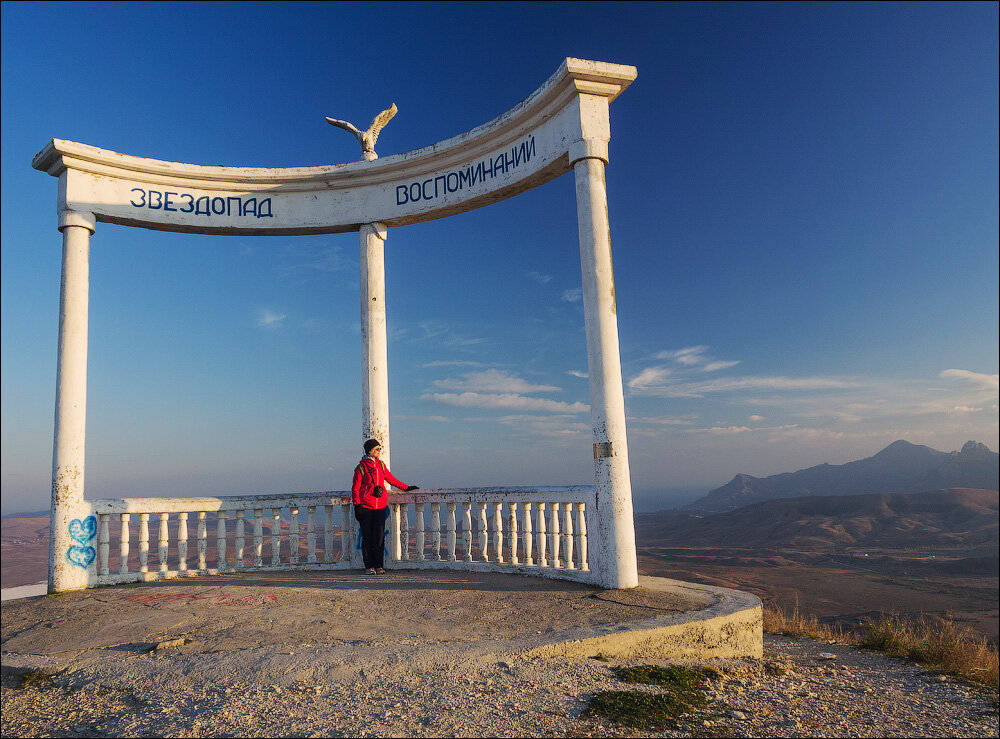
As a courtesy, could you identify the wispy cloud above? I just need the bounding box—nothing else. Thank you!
[630,374,859,398]
[526,271,552,284]
[423,392,588,414]
[432,369,560,394]
[561,288,582,303]
[422,360,487,368]
[567,370,589,379]
[495,414,591,436]
[654,346,740,372]
[256,309,287,329]
[940,369,999,393]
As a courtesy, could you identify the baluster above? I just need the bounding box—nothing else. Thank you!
[340,503,352,562]
[138,513,150,573]
[431,502,442,561]
[446,502,457,562]
[536,502,547,567]
[271,508,282,566]
[324,505,334,563]
[401,504,410,561]
[415,503,426,561]
[462,502,473,562]
[390,504,402,563]
[576,503,588,571]
[253,509,264,567]
[477,502,488,562]
[562,503,575,570]
[158,512,169,574]
[522,503,533,566]
[177,512,189,574]
[492,502,504,563]
[216,511,227,571]
[197,512,208,571]
[549,502,561,568]
[233,510,245,569]
[307,506,317,563]
[289,507,300,564]
[98,514,110,576]
[507,502,519,565]
[119,513,131,575]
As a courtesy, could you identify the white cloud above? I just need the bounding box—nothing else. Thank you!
[567,370,589,379]
[432,370,561,394]
[424,392,588,414]
[703,360,741,372]
[631,374,859,398]
[422,360,486,368]
[561,288,582,302]
[939,369,999,392]
[526,271,552,284]
[256,309,287,329]
[627,367,672,391]
[495,414,591,436]
[749,415,766,422]
[653,346,739,372]
[628,415,695,426]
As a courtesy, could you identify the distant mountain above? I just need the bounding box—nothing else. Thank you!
[638,487,999,552]
[684,440,998,514]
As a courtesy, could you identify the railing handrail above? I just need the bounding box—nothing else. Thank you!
[91,486,597,514]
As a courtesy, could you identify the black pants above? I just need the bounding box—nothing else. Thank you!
[355,506,387,570]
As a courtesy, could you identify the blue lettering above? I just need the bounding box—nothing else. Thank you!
[163,192,177,212]
[194,196,211,216]
[130,188,146,207]
[148,190,163,210]
[446,172,459,192]
[211,197,226,215]
[409,182,421,202]
[257,198,273,218]
[179,193,194,213]
[241,197,257,217]
[396,185,409,205]
[227,197,241,216]
[422,178,434,200]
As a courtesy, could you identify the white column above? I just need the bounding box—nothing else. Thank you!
[572,147,639,590]
[360,222,391,469]
[48,212,96,593]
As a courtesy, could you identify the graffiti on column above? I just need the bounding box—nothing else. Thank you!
[66,515,97,568]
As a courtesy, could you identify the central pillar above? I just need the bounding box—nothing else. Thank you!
[359,221,390,468]
[572,143,639,590]
[49,212,97,593]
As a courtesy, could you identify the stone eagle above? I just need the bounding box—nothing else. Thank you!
[326,103,398,161]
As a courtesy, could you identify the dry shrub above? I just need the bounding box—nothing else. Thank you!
[764,604,999,691]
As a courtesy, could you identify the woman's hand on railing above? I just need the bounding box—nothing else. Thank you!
[406,485,420,491]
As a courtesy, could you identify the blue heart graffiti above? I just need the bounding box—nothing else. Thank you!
[66,516,98,569]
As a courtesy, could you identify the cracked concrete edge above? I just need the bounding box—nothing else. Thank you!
[522,576,764,661]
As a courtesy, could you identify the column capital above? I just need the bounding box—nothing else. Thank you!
[569,139,609,167]
[361,221,388,241]
[58,211,96,233]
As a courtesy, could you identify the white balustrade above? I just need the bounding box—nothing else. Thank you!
[87,487,595,587]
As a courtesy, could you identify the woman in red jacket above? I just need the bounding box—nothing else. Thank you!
[352,439,418,574]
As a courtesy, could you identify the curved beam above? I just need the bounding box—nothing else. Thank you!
[33,58,636,236]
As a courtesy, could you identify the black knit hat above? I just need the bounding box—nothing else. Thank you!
[363,438,381,454]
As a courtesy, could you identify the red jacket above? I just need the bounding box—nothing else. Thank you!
[352,457,407,510]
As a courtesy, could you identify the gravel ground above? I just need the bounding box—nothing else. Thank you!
[2,633,997,738]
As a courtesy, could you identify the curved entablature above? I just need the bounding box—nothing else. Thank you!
[32,58,636,236]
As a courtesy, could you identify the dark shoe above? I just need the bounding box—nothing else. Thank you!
[376,568,386,575]
[367,568,377,575]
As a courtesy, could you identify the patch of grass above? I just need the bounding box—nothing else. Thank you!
[613,664,719,688]
[586,665,715,729]
[589,652,610,662]
[17,668,54,689]
[764,604,999,692]
[586,690,703,730]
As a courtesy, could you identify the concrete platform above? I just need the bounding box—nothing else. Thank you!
[1,570,761,687]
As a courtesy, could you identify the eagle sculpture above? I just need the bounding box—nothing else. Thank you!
[326,103,398,161]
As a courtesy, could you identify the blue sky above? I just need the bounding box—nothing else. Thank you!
[2,2,997,514]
